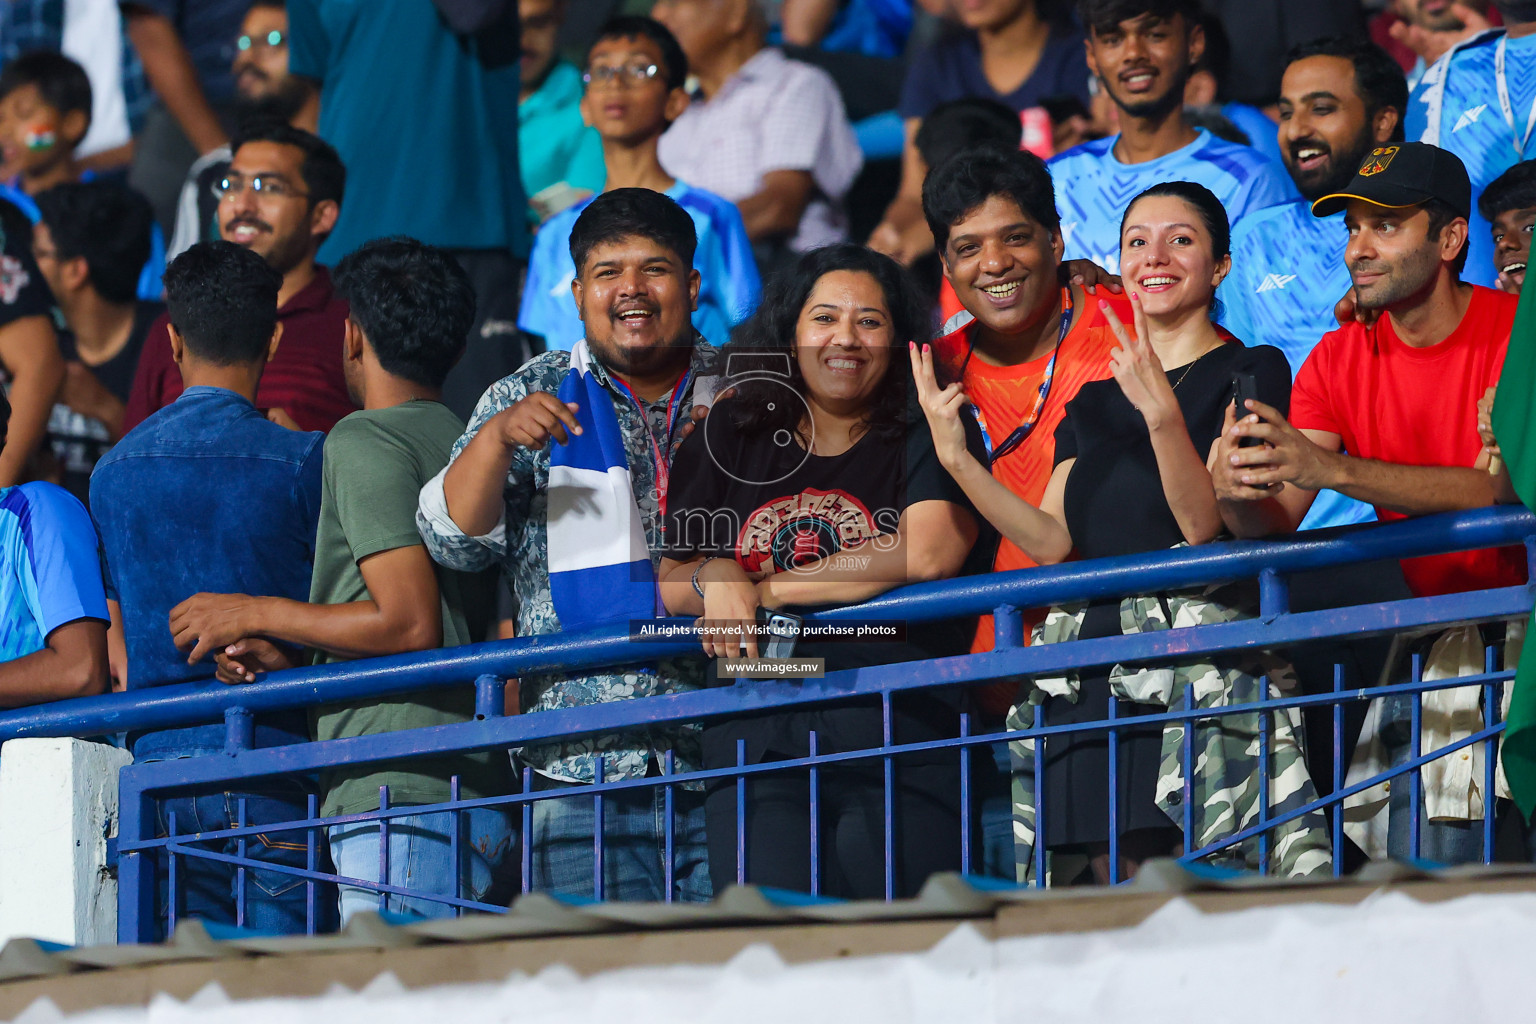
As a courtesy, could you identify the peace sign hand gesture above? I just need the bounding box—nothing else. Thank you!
[1102,294,1182,433]
[909,342,973,471]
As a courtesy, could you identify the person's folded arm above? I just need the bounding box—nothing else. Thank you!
[0,316,64,488]
[168,544,443,665]
[0,619,109,706]
[121,4,229,155]
[736,170,816,242]
[867,119,933,265]
[756,499,978,609]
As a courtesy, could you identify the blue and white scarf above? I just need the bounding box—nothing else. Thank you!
[547,341,664,629]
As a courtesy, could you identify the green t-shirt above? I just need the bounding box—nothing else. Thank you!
[309,401,505,817]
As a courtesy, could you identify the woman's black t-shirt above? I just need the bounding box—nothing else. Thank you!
[1054,340,1292,560]
[661,391,996,762]
[662,391,995,659]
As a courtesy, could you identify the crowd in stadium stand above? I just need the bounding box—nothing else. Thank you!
[1,0,1535,930]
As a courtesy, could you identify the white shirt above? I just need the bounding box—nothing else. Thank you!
[659,47,863,253]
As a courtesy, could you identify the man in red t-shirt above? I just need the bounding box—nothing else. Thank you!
[1213,142,1524,863]
[1214,142,1522,592]
[921,145,1130,661]
[124,124,357,434]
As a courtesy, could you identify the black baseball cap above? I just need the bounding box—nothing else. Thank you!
[1311,142,1472,219]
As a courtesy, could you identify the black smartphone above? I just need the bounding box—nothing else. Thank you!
[757,608,803,659]
[1231,372,1263,448]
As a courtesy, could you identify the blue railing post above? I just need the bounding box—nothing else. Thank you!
[1259,568,1290,621]
[224,706,252,755]
[1410,652,1424,861]
[474,674,504,720]
[116,773,155,944]
[993,604,1024,650]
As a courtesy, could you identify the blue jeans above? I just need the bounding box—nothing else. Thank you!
[154,779,321,940]
[980,742,1016,880]
[329,806,515,923]
[1378,690,1532,864]
[529,773,711,902]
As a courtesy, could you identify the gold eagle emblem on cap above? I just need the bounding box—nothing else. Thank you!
[1359,146,1400,176]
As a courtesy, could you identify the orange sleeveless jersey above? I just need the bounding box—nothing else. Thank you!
[931,291,1129,663]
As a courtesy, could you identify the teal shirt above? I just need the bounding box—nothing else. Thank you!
[288,0,529,260]
[519,62,606,232]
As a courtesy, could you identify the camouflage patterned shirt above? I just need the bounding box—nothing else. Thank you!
[417,342,720,783]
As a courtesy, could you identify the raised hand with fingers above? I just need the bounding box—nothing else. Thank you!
[908,342,973,470]
[1101,294,1182,432]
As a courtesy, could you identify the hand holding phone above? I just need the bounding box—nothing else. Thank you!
[1231,372,1263,448]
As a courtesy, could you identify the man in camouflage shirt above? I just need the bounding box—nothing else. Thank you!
[417,189,717,902]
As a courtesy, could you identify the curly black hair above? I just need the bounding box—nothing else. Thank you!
[726,244,932,446]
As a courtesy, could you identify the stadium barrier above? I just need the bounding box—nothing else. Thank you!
[0,506,1530,943]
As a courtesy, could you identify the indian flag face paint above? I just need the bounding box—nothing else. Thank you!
[22,124,56,152]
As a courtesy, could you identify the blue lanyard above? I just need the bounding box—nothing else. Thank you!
[962,288,1074,462]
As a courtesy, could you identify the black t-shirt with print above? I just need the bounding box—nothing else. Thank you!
[661,391,996,761]
[49,301,164,504]
[0,198,51,330]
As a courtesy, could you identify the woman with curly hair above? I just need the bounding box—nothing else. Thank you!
[659,242,996,898]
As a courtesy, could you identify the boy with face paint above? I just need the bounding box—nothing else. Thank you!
[0,52,90,205]
[0,52,166,302]
[1479,159,1536,293]
[519,16,760,353]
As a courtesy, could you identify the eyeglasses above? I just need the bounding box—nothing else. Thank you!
[212,173,308,201]
[236,30,286,52]
[582,63,662,88]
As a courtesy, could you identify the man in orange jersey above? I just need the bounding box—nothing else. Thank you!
[922,144,1129,656]
[921,143,1129,882]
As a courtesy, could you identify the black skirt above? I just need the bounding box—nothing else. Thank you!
[1038,601,1173,848]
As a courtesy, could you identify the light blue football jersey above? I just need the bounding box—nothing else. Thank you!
[1049,128,1297,275]
[1218,201,1374,531]
[519,180,762,352]
[1409,29,1536,289]
[0,482,108,665]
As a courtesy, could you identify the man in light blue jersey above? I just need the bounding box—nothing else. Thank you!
[1049,0,1294,275]
[1408,0,1536,288]
[0,391,111,706]
[520,17,760,353]
[1219,37,1408,532]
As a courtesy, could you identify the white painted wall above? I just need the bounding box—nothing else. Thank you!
[0,738,131,948]
[10,891,1536,1022]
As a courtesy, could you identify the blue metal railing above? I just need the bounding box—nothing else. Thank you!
[5,507,1528,942]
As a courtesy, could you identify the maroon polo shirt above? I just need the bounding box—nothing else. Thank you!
[124,266,357,434]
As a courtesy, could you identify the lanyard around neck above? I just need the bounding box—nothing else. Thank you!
[1495,34,1536,156]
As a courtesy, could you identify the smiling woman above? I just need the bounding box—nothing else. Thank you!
[657,243,997,899]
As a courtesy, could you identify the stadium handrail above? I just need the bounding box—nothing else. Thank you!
[0,504,1531,745]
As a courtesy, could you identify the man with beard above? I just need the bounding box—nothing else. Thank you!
[1219,37,1408,531]
[1213,142,1526,863]
[417,188,716,902]
[126,123,356,433]
[167,0,320,260]
[1409,0,1536,288]
[1049,0,1294,274]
